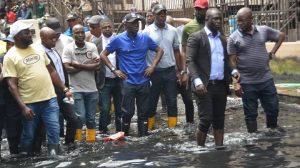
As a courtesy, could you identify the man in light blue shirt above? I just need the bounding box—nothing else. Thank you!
[40,27,79,146]
[144,4,183,129]
[187,8,231,147]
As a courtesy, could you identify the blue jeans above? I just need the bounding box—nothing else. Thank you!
[73,92,98,129]
[241,79,279,124]
[20,97,60,145]
[99,78,122,132]
[148,66,178,117]
[121,81,150,123]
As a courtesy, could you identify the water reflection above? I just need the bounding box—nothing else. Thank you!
[0,98,299,167]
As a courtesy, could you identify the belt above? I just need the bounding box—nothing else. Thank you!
[155,66,175,72]
[105,77,117,80]
[208,79,224,85]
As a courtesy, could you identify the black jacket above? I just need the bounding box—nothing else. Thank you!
[186,29,231,94]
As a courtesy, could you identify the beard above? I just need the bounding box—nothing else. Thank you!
[23,38,33,46]
[196,15,205,24]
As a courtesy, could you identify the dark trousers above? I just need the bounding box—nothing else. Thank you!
[241,78,279,126]
[121,81,150,123]
[0,106,4,141]
[148,67,178,117]
[4,103,23,154]
[177,83,194,123]
[99,77,122,132]
[57,93,79,144]
[195,81,227,133]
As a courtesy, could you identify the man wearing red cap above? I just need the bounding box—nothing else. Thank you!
[182,0,208,49]
[181,0,208,85]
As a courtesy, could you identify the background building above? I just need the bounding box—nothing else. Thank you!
[45,0,299,41]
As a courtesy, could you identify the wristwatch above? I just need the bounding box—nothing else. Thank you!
[180,70,187,75]
[63,87,69,93]
[111,67,116,73]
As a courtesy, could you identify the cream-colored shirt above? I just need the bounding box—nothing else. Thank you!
[3,45,56,103]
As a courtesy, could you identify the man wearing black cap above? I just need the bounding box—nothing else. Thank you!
[100,13,164,137]
[144,4,183,129]
[64,12,89,37]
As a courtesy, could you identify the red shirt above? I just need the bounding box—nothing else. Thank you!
[6,11,16,23]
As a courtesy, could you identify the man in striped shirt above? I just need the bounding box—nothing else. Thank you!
[227,7,285,133]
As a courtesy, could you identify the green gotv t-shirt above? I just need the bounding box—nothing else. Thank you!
[181,19,204,46]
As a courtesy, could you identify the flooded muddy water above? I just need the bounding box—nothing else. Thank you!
[1,96,300,168]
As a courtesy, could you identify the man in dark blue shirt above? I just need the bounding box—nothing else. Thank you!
[100,13,164,136]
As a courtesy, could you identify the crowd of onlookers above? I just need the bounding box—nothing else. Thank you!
[0,0,45,25]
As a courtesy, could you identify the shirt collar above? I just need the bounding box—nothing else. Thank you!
[102,34,114,41]
[72,41,87,49]
[125,31,139,40]
[153,23,168,31]
[42,45,54,53]
[204,26,220,37]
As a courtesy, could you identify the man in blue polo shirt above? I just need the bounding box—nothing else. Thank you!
[100,13,164,137]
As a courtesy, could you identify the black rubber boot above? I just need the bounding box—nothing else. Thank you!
[138,121,148,137]
[246,120,257,133]
[266,117,278,128]
[19,144,33,156]
[7,138,20,154]
[47,144,60,156]
[115,117,122,132]
[121,120,130,136]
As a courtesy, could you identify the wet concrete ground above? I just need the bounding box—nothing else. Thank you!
[0,96,300,167]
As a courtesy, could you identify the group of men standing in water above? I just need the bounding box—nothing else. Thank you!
[0,0,285,158]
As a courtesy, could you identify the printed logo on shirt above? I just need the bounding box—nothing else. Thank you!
[23,54,40,65]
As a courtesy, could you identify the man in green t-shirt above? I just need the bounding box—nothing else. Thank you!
[181,0,208,84]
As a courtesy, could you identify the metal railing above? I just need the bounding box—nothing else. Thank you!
[211,0,299,41]
[47,0,299,41]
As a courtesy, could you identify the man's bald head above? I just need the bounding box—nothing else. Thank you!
[205,8,221,20]
[205,8,222,33]
[40,27,57,48]
[72,24,85,44]
[40,27,56,39]
[236,7,253,33]
[72,24,84,32]
[237,7,252,20]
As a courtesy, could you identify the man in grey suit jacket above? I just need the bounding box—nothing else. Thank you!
[87,15,122,134]
[187,8,231,147]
